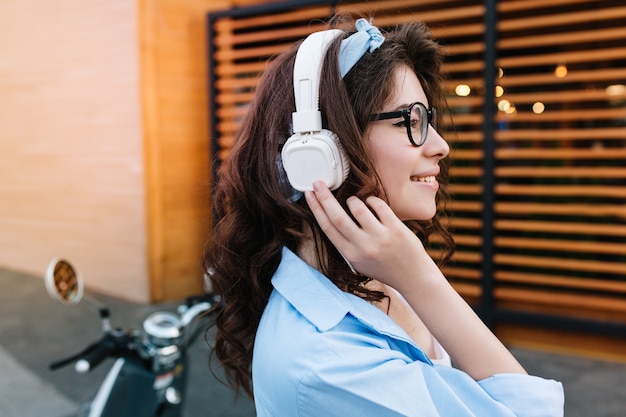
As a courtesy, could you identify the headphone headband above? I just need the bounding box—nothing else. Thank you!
[291,29,343,134]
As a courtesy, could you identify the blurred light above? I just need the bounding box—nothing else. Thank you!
[606,84,626,96]
[495,86,504,97]
[532,102,545,114]
[498,67,504,78]
[498,99,511,112]
[555,64,568,78]
[455,84,471,97]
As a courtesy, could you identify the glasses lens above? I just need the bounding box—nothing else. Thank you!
[409,104,428,145]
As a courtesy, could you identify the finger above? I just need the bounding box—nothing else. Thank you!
[311,182,364,242]
[364,196,403,227]
[304,190,351,248]
[345,195,384,232]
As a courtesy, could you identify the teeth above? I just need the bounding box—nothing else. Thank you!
[411,176,436,183]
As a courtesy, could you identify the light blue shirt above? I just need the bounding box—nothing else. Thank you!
[253,247,564,416]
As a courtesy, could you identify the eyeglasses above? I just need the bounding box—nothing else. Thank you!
[370,102,436,147]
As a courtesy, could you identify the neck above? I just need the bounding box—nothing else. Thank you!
[297,237,319,269]
[296,224,325,271]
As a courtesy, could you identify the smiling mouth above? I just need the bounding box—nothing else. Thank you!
[410,175,436,183]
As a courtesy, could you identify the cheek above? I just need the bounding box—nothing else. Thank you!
[365,126,416,192]
[372,148,413,202]
[367,126,400,170]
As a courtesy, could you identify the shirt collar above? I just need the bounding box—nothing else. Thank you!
[272,247,429,361]
[272,247,348,331]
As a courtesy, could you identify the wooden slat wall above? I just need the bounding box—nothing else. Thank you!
[211,4,335,161]
[493,0,626,325]
[210,0,488,299]
[209,0,626,358]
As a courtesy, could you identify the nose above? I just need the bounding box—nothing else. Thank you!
[424,126,449,160]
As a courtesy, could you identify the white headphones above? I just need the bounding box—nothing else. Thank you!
[281,29,350,192]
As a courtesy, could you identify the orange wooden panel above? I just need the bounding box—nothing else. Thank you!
[495,270,626,294]
[498,69,626,87]
[498,6,626,32]
[495,184,626,199]
[495,167,626,178]
[499,27,626,49]
[495,254,626,275]
[495,219,626,237]
[495,237,626,256]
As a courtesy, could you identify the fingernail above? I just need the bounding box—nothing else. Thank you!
[312,181,323,192]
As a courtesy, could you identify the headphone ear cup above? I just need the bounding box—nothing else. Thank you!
[281,129,349,192]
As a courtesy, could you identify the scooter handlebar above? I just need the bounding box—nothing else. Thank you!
[74,336,118,373]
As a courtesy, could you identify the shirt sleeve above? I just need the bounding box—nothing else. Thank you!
[295,318,564,417]
[479,373,565,417]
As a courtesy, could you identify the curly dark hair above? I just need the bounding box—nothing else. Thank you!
[203,16,454,398]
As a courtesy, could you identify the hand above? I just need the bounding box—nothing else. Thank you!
[306,181,528,379]
[304,181,435,293]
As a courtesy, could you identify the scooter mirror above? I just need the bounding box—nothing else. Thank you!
[45,258,84,305]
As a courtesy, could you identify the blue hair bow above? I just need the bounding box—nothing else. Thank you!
[339,18,385,78]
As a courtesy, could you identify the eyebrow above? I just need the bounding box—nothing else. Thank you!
[389,103,410,112]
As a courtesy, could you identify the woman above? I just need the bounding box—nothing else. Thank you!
[204,16,564,416]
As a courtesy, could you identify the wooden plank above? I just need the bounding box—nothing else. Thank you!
[443,42,484,55]
[495,271,626,294]
[495,219,626,237]
[495,148,626,159]
[449,167,483,177]
[495,254,626,275]
[446,132,484,143]
[447,96,483,107]
[450,217,483,229]
[498,6,626,32]
[216,91,256,104]
[430,233,482,246]
[214,61,267,76]
[216,76,261,90]
[449,184,482,195]
[339,0,422,11]
[497,108,626,123]
[430,249,482,263]
[495,167,626,178]
[495,184,626,198]
[443,61,484,73]
[498,69,626,87]
[499,27,626,50]
[495,202,626,218]
[497,0,590,13]
[495,287,626,313]
[214,44,289,61]
[346,6,486,27]
[451,150,483,160]
[214,6,332,31]
[448,113,483,125]
[498,47,626,69]
[214,23,327,46]
[495,237,626,256]
[449,201,483,212]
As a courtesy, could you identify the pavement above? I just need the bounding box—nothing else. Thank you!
[1,267,625,417]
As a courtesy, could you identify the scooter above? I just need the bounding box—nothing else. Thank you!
[44,258,219,417]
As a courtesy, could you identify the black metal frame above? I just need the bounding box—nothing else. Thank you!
[206,0,626,339]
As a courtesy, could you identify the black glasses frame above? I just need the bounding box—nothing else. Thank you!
[371,102,436,147]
